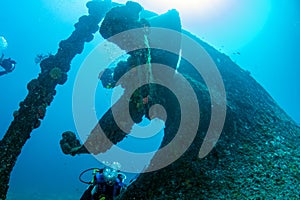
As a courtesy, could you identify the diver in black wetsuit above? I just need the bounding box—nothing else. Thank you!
[80,163,126,200]
[0,53,16,76]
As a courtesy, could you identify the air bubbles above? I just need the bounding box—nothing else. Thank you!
[0,36,8,51]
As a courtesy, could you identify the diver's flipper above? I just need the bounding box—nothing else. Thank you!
[0,71,8,76]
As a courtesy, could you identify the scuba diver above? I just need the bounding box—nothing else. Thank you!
[80,162,127,200]
[0,53,16,76]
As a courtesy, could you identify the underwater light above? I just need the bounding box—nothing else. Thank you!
[115,0,271,50]
[115,0,232,19]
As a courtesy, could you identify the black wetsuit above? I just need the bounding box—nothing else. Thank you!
[0,57,16,76]
[80,171,125,200]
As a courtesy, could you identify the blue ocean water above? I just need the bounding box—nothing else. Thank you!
[0,0,299,199]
